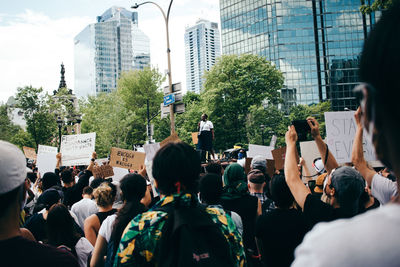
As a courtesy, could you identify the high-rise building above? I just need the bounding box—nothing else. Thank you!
[220,0,375,111]
[74,6,150,98]
[185,19,221,94]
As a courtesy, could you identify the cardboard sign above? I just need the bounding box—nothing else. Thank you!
[325,111,376,163]
[109,147,145,171]
[92,165,114,178]
[61,133,96,166]
[37,145,57,154]
[160,132,181,147]
[247,144,274,159]
[244,158,252,174]
[272,146,299,171]
[266,159,275,178]
[36,145,57,176]
[300,141,321,177]
[23,146,37,160]
[143,143,160,162]
[191,132,199,145]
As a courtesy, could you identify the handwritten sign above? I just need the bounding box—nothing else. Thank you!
[247,144,274,159]
[143,143,160,162]
[36,145,58,176]
[324,111,376,163]
[160,132,181,147]
[60,132,96,166]
[38,145,57,154]
[109,147,145,171]
[23,146,37,160]
[92,165,114,178]
[191,132,199,145]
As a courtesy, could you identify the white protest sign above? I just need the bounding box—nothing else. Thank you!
[38,145,58,154]
[145,160,159,198]
[269,135,277,148]
[324,111,376,163]
[36,145,58,176]
[61,133,96,166]
[247,144,274,159]
[144,143,160,162]
[300,141,321,178]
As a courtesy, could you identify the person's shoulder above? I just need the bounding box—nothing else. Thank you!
[293,204,400,267]
[0,236,79,267]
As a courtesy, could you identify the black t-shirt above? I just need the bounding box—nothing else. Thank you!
[221,194,258,252]
[256,208,309,267]
[303,194,351,228]
[0,236,79,267]
[24,213,47,242]
[62,170,91,208]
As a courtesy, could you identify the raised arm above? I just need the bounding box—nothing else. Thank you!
[351,107,376,186]
[307,117,339,174]
[284,126,311,210]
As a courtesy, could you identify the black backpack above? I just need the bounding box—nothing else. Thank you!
[154,196,235,267]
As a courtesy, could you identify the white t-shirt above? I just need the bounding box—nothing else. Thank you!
[75,237,94,267]
[371,173,398,205]
[199,120,213,131]
[71,198,98,230]
[98,214,117,243]
[293,204,400,267]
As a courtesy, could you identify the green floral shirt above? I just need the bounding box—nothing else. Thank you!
[114,193,246,266]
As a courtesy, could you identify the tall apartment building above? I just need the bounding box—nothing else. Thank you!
[185,19,221,94]
[74,6,150,98]
[220,0,375,111]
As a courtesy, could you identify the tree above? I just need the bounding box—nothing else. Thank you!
[360,0,393,14]
[246,105,289,148]
[0,104,21,142]
[15,86,57,148]
[202,54,284,150]
[10,129,35,150]
[80,91,135,158]
[118,68,164,143]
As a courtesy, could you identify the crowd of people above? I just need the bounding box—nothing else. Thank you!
[1,3,400,267]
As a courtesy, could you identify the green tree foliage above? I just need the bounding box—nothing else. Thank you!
[202,54,284,150]
[246,105,289,148]
[360,0,393,14]
[10,129,35,150]
[15,86,57,148]
[118,68,165,143]
[80,91,135,158]
[0,104,21,142]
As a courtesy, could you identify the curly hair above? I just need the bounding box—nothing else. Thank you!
[93,182,116,207]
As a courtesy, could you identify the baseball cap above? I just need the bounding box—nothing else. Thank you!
[0,141,27,195]
[251,156,267,173]
[331,166,365,215]
[247,169,265,184]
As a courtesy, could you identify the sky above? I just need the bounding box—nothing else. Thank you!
[0,0,221,103]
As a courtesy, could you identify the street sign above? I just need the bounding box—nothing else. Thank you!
[161,103,170,119]
[163,94,175,106]
[163,82,182,94]
[174,103,185,114]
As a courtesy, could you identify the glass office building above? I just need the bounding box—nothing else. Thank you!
[74,7,150,98]
[185,19,221,94]
[220,0,375,111]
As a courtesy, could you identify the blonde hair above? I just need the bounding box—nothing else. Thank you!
[93,183,115,207]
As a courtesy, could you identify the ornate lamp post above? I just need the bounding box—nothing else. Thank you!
[57,116,63,149]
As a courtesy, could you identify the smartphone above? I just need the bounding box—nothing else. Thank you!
[291,120,310,141]
[291,120,311,133]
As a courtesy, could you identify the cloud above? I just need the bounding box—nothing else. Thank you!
[0,10,92,102]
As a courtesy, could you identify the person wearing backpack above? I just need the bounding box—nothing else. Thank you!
[114,142,246,267]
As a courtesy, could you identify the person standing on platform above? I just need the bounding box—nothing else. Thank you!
[197,113,215,162]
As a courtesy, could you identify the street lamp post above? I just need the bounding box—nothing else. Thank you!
[57,116,63,150]
[132,0,175,134]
